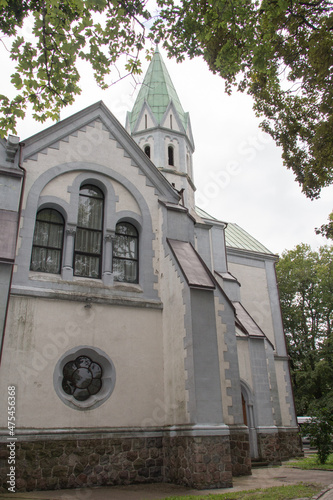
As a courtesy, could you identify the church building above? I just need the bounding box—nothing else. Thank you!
[0,48,302,492]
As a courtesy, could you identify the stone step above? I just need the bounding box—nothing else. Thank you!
[251,459,269,468]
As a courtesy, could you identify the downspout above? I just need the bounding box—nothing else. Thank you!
[0,141,26,364]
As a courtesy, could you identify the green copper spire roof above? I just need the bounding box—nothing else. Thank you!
[128,47,188,131]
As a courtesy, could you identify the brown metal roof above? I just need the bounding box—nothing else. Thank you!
[168,239,216,289]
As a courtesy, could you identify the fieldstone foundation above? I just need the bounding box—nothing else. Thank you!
[257,432,281,464]
[0,436,164,492]
[0,429,302,492]
[229,428,251,476]
[278,429,304,461]
[257,429,303,464]
[164,435,232,489]
[0,432,236,492]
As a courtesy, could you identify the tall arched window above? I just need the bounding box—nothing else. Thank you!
[112,222,138,283]
[168,145,174,166]
[74,185,104,278]
[30,208,64,274]
[144,145,151,158]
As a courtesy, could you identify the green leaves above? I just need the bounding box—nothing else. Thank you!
[150,0,333,236]
[0,0,153,138]
[276,244,333,415]
[302,409,333,464]
[1,0,332,240]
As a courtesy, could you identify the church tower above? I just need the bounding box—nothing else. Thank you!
[126,47,196,210]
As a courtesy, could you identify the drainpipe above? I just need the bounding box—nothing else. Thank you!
[0,141,26,364]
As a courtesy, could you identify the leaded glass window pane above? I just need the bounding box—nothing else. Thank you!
[30,209,64,274]
[113,234,137,259]
[75,228,102,255]
[113,259,138,283]
[74,185,104,278]
[74,254,100,279]
[113,223,138,283]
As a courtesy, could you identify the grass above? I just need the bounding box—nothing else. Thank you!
[156,483,322,500]
[287,453,333,470]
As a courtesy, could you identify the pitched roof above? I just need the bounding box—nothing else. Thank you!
[128,47,188,132]
[195,206,273,255]
[225,222,272,255]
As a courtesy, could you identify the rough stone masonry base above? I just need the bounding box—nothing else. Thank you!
[0,433,235,492]
[0,430,302,492]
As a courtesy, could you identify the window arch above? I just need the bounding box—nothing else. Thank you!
[144,145,151,158]
[168,145,174,166]
[112,222,138,283]
[74,184,104,278]
[30,208,64,274]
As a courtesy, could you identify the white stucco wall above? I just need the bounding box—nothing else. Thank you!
[0,295,164,430]
[228,261,275,346]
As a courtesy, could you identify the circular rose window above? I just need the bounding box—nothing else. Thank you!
[54,347,115,410]
[62,356,103,401]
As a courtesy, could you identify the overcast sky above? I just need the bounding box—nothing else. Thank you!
[3,45,332,255]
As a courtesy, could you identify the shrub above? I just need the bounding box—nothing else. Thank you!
[302,408,333,464]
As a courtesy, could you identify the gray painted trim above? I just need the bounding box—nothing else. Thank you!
[190,288,223,424]
[227,247,278,265]
[0,424,230,442]
[256,426,279,434]
[13,161,158,300]
[216,291,243,424]
[160,203,194,422]
[227,252,266,268]
[265,341,282,426]
[10,287,163,309]
[248,337,275,428]
[0,166,23,178]
[21,101,179,202]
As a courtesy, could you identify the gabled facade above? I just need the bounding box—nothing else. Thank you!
[0,49,302,493]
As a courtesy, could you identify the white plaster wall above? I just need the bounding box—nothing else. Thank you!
[22,121,156,214]
[137,109,155,131]
[161,111,181,132]
[40,172,78,203]
[17,120,161,265]
[228,262,275,346]
[0,295,164,430]
[113,179,141,215]
[40,173,141,216]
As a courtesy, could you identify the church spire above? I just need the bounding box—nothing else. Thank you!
[127,46,189,135]
[126,47,196,210]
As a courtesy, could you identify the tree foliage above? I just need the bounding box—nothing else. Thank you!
[276,244,333,415]
[155,0,333,236]
[1,0,332,233]
[0,0,152,134]
[302,408,333,464]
